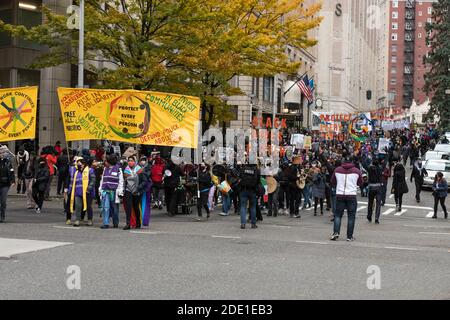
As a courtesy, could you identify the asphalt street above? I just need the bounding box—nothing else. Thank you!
[0,170,449,300]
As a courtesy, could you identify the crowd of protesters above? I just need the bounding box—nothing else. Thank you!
[0,126,448,241]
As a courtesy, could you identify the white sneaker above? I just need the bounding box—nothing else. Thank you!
[35,208,41,214]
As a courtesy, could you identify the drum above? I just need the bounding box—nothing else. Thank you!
[266,176,278,194]
[164,169,172,177]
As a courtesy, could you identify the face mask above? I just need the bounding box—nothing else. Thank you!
[77,165,83,171]
[39,163,46,168]
[128,161,135,167]
[140,161,147,167]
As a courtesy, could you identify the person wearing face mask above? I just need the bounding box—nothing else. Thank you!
[80,159,98,226]
[0,145,15,223]
[432,172,448,219]
[138,156,152,227]
[99,154,124,229]
[68,159,95,227]
[196,163,213,221]
[410,160,428,203]
[32,159,50,214]
[123,156,144,230]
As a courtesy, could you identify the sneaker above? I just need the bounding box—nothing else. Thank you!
[100,225,109,229]
[218,212,229,216]
[267,213,273,217]
[346,237,355,242]
[367,216,372,223]
[330,218,335,222]
[158,205,163,210]
[294,214,301,219]
[113,225,119,229]
[330,233,339,241]
[73,221,80,227]
[251,224,258,229]
[375,219,380,224]
[66,220,72,225]
[35,208,41,214]
[123,225,131,230]
[314,212,317,216]
[196,217,203,221]
[240,224,245,229]
[87,220,93,226]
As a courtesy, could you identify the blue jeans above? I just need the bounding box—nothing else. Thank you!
[303,185,312,207]
[222,193,231,214]
[333,197,357,239]
[102,191,119,227]
[240,190,256,225]
[331,188,337,216]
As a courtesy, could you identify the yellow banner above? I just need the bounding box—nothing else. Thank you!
[0,86,38,142]
[57,88,200,148]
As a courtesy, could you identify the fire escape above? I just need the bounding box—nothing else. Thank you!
[403,0,416,109]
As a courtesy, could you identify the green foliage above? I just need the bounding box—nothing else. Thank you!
[424,0,450,131]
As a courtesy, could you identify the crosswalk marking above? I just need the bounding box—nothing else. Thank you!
[382,208,395,216]
[426,212,435,218]
[357,206,367,212]
[394,209,407,216]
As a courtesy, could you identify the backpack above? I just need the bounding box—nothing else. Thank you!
[151,164,164,184]
[0,160,12,185]
[239,166,258,189]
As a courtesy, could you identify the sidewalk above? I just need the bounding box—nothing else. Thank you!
[7,181,64,200]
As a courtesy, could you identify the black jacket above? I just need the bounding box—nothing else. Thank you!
[0,158,15,187]
[392,165,409,194]
[33,165,50,192]
[410,166,428,184]
[198,170,212,191]
[163,163,181,189]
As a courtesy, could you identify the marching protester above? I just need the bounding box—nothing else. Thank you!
[80,159,98,226]
[16,147,29,194]
[163,159,181,217]
[410,160,428,203]
[99,154,124,229]
[392,162,408,212]
[151,155,165,210]
[196,163,213,221]
[41,146,57,200]
[278,162,290,215]
[238,162,260,229]
[330,155,363,241]
[123,156,144,230]
[0,145,15,223]
[312,165,327,216]
[380,160,390,206]
[432,172,448,219]
[56,149,70,196]
[367,159,383,224]
[32,158,50,214]
[23,152,37,210]
[68,158,96,227]
[138,156,152,227]
[287,156,302,218]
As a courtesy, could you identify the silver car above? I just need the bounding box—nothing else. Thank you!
[422,160,450,188]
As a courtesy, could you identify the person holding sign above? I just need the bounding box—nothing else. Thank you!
[99,155,124,229]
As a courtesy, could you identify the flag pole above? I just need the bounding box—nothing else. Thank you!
[283,71,308,96]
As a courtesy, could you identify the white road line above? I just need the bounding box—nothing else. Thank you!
[212,235,241,240]
[382,208,395,216]
[0,238,72,259]
[357,206,367,212]
[384,246,420,251]
[426,212,435,218]
[419,232,450,236]
[389,194,394,199]
[404,224,450,229]
[130,231,164,235]
[306,207,314,211]
[52,226,81,230]
[357,202,433,210]
[295,240,328,245]
[394,209,407,216]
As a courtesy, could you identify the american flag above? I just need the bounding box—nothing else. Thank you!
[297,74,313,103]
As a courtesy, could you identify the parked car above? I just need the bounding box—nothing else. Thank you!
[422,159,450,189]
[433,144,450,153]
[424,151,450,161]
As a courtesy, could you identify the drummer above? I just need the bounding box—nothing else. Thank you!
[266,165,280,217]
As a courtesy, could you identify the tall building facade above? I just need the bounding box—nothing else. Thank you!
[314,0,386,114]
[387,0,436,110]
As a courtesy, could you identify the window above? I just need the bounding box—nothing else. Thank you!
[0,0,13,47]
[392,11,398,19]
[392,44,397,52]
[418,33,422,39]
[392,22,398,30]
[251,77,259,97]
[17,0,43,50]
[392,1,398,8]
[391,33,398,41]
[390,78,397,86]
[391,56,397,63]
[391,67,397,74]
[419,11,423,16]
[418,22,423,28]
[428,7,432,15]
[263,76,274,103]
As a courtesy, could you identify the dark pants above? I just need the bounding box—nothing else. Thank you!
[231,190,239,213]
[0,185,10,220]
[197,191,210,217]
[414,180,422,201]
[368,186,382,221]
[57,172,68,195]
[433,196,448,217]
[44,174,53,199]
[314,197,324,214]
[164,187,178,215]
[240,190,256,225]
[288,187,301,216]
[333,197,357,239]
[256,197,263,221]
[32,186,45,210]
[65,194,71,220]
[394,192,403,209]
[17,164,26,193]
[381,182,388,204]
[278,185,290,209]
[80,194,94,221]
[124,191,141,227]
[325,186,331,209]
[268,189,279,216]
